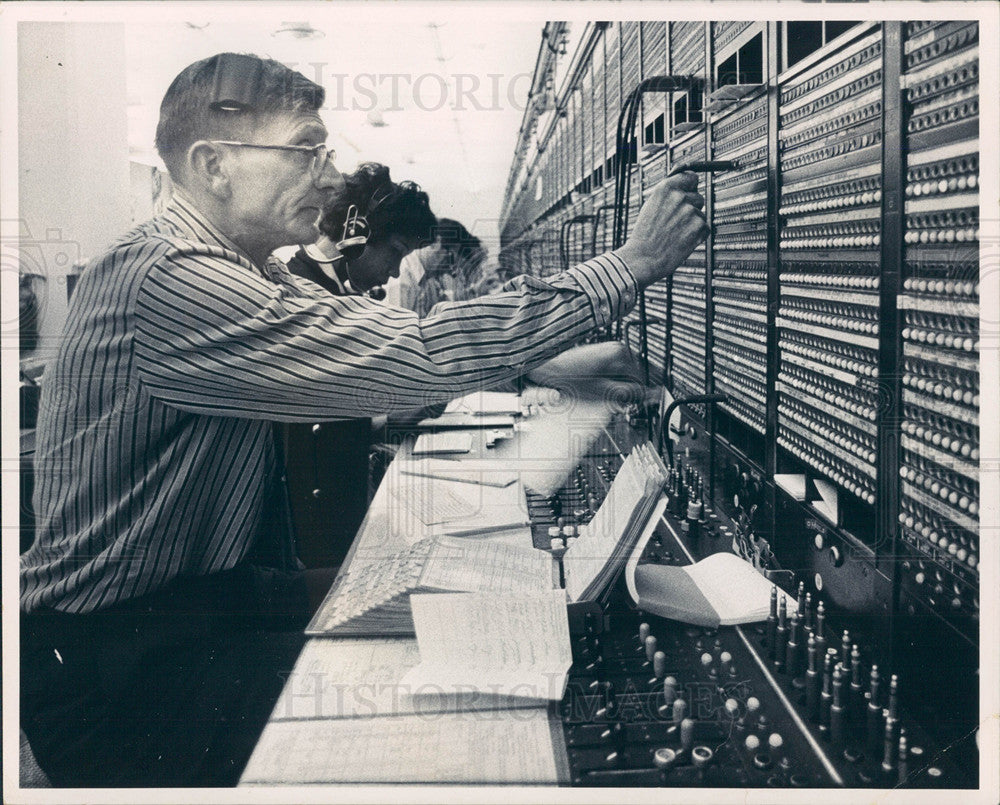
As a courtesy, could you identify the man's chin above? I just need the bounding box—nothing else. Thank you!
[291,220,320,244]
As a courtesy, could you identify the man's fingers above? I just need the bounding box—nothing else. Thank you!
[664,171,699,191]
[683,191,705,210]
[586,379,648,408]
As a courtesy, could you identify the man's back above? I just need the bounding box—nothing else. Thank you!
[21,202,287,613]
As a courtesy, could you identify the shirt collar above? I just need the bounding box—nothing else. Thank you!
[301,242,355,293]
[164,189,263,274]
[303,242,338,264]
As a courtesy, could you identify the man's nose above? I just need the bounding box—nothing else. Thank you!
[317,160,346,197]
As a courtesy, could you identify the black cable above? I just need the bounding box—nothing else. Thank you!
[609,75,695,368]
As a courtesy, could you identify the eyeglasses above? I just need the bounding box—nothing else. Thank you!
[210,141,336,185]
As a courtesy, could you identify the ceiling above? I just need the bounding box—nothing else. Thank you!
[124,11,546,248]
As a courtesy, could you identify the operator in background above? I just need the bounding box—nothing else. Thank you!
[284,163,438,568]
[286,162,436,298]
[396,217,498,315]
[19,52,707,787]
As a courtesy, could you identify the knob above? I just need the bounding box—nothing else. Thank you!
[681,718,695,754]
[691,745,713,770]
[645,635,659,663]
[673,697,688,723]
[653,747,678,771]
[663,676,678,705]
[653,651,667,679]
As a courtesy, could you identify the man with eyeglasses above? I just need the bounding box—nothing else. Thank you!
[20,52,707,787]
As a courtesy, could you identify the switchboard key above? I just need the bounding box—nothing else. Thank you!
[565,723,611,747]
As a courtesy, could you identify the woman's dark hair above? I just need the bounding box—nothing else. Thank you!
[319,162,436,246]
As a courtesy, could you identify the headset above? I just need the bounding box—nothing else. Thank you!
[336,206,386,298]
[336,186,401,299]
[336,205,371,261]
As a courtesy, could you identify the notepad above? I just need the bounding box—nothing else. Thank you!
[400,458,517,488]
[629,552,796,628]
[412,431,473,456]
[402,589,572,702]
[563,442,668,603]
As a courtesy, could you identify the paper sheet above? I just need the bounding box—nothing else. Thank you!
[400,457,517,487]
[563,450,646,602]
[412,431,473,455]
[388,475,481,525]
[445,391,522,415]
[491,397,615,495]
[270,638,540,720]
[402,590,571,701]
[241,708,559,784]
[682,552,795,624]
[625,497,669,603]
[418,537,554,594]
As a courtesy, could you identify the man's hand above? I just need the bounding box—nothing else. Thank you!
[612,172,708,288]
[526,341,656,409]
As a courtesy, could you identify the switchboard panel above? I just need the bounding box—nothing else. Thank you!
[497,21,982,786]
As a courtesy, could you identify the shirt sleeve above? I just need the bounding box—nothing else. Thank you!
[133,246,637,421]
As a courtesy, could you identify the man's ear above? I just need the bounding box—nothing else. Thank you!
[186,141,232,200]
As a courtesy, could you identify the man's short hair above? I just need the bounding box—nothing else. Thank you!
[154,53,325,181]
[434,217,481,252]
[319,162,437,246]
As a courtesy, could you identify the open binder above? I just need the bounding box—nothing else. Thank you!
[306,535,554,637]
[562,442,669,629]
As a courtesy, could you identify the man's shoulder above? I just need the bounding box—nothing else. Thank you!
[97,214,245,277]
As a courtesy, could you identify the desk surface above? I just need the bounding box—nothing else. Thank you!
[242,397,621,785]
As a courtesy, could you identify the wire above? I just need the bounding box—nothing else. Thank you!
[609,75,694,377]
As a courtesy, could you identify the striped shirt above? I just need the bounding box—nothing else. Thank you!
[20,194,636,613]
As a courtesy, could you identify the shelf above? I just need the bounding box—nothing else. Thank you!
[902,342,978,372]
[776,318,880,350]
[900,436,979,483]
[781,286,880,307]
[781,351,865,389]
[902,389,978,425]
[898,295,978,318]
[901,481,979,535]
[775,380,877,434]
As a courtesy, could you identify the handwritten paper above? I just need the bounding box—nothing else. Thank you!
[401,589,571,701]
[306,536,554,636]
[270,638,540,721]
[241,708,560,784]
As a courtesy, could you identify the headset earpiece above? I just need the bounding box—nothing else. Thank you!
[337,204,369,261]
